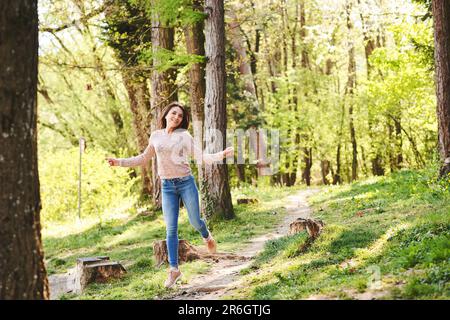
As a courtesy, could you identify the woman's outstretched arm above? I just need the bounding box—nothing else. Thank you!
[107,140,155,167]
[186,132,233,165]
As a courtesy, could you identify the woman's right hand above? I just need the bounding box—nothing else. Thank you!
[106,157,120,167]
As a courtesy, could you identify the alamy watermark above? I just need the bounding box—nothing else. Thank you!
[366,265,382,290]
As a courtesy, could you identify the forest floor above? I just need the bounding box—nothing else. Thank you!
[160,188,320,300]
[45,169,449,300]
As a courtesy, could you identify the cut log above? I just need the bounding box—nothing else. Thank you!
[288,218,324,239]
[74,256,126,294]
[237,198,259,205]
[153,240,201,267]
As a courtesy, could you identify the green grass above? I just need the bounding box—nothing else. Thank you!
[43,183,304,299]
[44,169,449,300]
[226,169,450,300]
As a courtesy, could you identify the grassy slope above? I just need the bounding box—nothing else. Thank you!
[226,170,449,300]
[43,184,304,299]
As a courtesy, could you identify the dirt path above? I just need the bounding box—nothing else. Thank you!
[163,188,320,300]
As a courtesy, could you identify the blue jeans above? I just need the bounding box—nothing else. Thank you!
[161,174,210,268]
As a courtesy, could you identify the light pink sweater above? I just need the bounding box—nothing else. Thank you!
[118,129,225,179]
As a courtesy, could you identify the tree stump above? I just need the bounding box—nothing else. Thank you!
[288,218,324,239]
[153,240,201,267]
[74,256,126,294]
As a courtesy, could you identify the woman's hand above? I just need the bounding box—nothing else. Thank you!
[223,147,234,158]
[106,157,120,166]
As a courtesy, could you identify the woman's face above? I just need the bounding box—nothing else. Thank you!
[165,106,184,129]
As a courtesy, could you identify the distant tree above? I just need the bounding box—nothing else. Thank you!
[432,0,450,177]
[0,0,49,299]
[104,0,154,198]
[184,0,207,199]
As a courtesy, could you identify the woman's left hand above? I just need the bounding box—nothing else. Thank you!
[223,147,234,158]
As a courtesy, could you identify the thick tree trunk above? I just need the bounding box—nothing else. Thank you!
[203,0,235,220]
[150,7,177,209]
[432,0,450,177]
[0,0,49,299]
[122,72,153,196]
[104,1,153,197]
[184,1,207,206]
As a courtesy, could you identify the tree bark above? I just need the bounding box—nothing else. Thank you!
[203,0,234,220]
[320,160,331,185]
[0,0,49,299]
[432,0,450,177]
[104,1,154,197]
[333,144,343,185]
[228,12,270,178]
[184,0,207,206]
[301,147,312,186]
[150,6,178,209]
[122,72,153,196]
[346,0,358,181]
[394,115,403,169]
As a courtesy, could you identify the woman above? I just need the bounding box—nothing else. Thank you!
[106,101,234,288]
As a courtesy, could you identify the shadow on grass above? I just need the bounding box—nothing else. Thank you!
[328,227,382,259]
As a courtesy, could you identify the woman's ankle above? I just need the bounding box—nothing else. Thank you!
[203,232,213,242]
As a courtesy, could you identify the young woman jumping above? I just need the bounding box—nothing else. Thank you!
[106,101,234,288]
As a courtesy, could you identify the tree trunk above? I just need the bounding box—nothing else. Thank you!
[150,6,177,209]
[235,164,246,184]
[184,0,207,207]
[320,160,331,185]
[333,144,342,185]
[394,116,403,169]
[432,0,450,177]
[228,12,270,178]
[203,0,235,220]
[122,72,153,196]
[301,147,312,186]
[357,0,378,78]
[346,0,358,181]
[372,154,385,176]
[0,0,49,299]
[104,1,154,197]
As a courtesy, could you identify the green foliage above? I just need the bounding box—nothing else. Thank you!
[102,0,153,68]
[133,0,207,27]
[139,47,206,72]
[363,20,436,172]
[39,147,139,224]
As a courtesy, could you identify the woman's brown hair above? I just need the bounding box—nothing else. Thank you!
[158,101,190,130]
